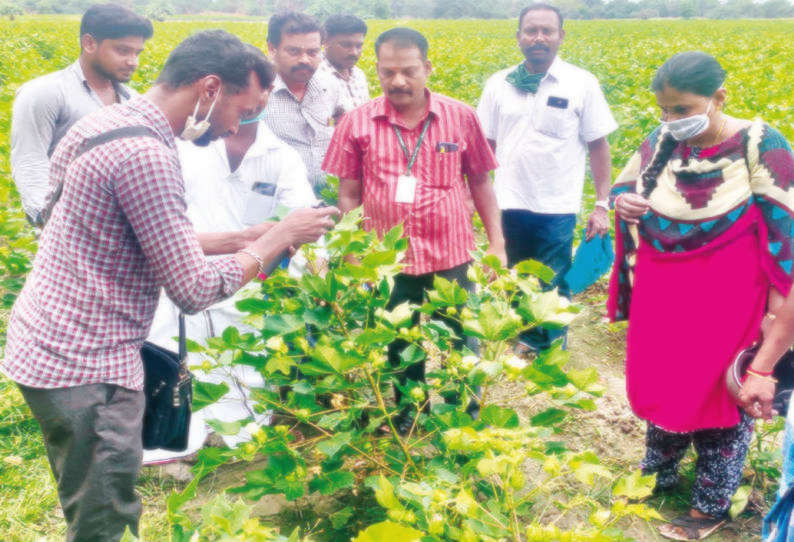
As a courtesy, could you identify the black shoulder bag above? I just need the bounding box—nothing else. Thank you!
[48,126,193,451]
[141,314,192,451]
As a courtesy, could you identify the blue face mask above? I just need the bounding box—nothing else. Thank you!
[240,110,267,126]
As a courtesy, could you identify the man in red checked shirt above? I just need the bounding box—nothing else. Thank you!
[322,27,506,433]
[3,31,337,542]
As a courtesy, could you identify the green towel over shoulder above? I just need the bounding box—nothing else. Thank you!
[506,63,545,94]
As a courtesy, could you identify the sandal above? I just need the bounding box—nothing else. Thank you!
[658,514,727,541]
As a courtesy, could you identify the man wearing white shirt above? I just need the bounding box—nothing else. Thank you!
[477,3,617,350]
[317,14,370,111]
[143,93,318,468]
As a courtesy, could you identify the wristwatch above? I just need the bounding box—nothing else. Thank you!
[595,199,610,211]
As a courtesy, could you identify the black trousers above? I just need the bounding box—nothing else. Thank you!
[386,263,478,411]
[19,383,145,542]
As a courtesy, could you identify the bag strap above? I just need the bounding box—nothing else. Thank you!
[178,312,186,363]
[39,125,160,226]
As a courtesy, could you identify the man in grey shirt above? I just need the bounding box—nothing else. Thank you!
[10,4,153,225]
[264,11,345,193]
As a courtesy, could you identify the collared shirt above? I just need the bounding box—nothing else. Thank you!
[322,91,498,275]
[317,57,370,111]
[176,122,318,233]
[477,57,618,214]
[263,72,344,188]
[10,60,136,222]
[2,96,243,391]
[147,121,318,359]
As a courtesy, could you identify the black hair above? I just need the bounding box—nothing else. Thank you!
[156,30,275,94]
[323,14,367,38]
[518,3,564,30]
[80,4,153,42]
[639,52,726,198]
[374,28,428,60]
[267,11,322,47]
[639,133,678,199]
[651,51,726,96]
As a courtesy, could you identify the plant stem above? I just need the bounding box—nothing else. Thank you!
[363,367,418,475]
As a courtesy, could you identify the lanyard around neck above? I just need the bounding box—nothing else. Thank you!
[392,116,432,175]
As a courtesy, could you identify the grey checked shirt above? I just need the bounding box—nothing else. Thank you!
[316,58,370,111]
[10,60,136,222]
[263,72,344,188]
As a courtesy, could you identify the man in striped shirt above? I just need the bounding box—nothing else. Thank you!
[323,27,505,431]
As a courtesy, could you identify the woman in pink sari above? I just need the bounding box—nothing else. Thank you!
[609,51,794,540]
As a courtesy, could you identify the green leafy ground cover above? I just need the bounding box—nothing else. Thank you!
[0,16,793,541]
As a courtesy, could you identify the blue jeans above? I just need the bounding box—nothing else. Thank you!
[502,209,576,350]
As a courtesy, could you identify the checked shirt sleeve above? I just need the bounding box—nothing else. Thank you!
[114,143,243,314]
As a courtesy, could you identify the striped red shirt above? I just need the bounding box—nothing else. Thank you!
[322,91,497,275]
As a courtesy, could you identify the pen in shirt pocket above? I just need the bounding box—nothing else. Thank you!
[435,142,459,153]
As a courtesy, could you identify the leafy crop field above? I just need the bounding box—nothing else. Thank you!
[1,15,793,542]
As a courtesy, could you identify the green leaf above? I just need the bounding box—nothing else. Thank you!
[313,343,357,374]
[355,327,397,347]
[206,419,243,436]
[569,452,612,486]
[377,302,414,328]
[480,405,519,428]
[221,325,240,346]
[430,275,469,305]
[309,470,355,495]
[729,485,752,519]
[373,476,401,510]
[352,521,425,542]
[399,343,426,365]
[265,354,295,376]
[262,314,305,336]
[316,431,352,458]
[530,407,567,427]
[362,249,399,268]
[520,290,580,327]
[613,470,657,500]
[567,367,599,390]
[192,381,229,411]
[330,506,355,529]
[478,302,521,341]
[515,259,556,283]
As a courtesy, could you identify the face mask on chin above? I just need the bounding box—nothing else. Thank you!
[662,100,713,142]
[240,109,267,126]
[180,93,219,142]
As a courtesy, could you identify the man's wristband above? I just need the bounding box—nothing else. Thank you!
[595,199,610,211]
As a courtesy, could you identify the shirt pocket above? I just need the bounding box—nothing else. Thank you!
[424,142,462,188]
[242,183,277,226]
[533,96,578,140]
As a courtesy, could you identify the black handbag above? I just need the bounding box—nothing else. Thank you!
[141,313,193,451]
[726,343,794,417]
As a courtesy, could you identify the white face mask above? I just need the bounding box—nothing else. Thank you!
[180,93,219,141]
[661,101,712,142]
